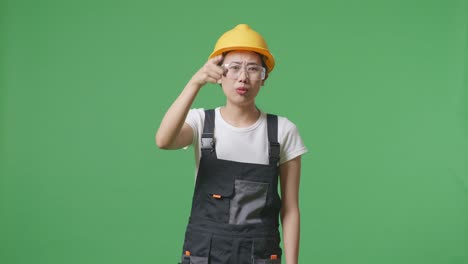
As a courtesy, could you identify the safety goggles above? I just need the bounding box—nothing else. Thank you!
[222,62,266,81]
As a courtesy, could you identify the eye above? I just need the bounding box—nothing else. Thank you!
[247,66,261,72]
[229,65,241,71]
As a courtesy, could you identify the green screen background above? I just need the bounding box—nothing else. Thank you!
[1,0,467,263]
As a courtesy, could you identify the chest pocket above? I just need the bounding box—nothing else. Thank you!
[197,179,269,225]
[229,179,269,225]
[197,180,235,223]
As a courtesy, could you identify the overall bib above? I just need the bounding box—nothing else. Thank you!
[179,109,282,264]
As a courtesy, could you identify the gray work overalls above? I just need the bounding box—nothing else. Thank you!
[179,109,282,264]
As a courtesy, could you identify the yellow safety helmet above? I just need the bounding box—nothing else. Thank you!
[209,24,275,73]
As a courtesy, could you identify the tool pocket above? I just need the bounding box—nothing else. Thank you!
[179,230,211,264]
[229,180,269,225]
[252,236,282,264]
[198,184,234,223]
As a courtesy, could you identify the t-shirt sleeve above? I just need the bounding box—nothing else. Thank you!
[279,118,308,165]
[185,108,205,146]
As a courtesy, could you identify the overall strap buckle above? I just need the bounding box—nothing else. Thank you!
[267,114,280,166]
[201,109,216,154]
[269,142,280,165]
[201,135,215,150]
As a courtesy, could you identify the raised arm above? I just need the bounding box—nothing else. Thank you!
[279,156,302,264]
[155,55,224,149]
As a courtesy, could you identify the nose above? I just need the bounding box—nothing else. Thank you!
[237,69,249,83]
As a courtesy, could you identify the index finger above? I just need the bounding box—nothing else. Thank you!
[209,54,224,65]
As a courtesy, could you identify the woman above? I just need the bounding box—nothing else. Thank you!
[156,24,307,264]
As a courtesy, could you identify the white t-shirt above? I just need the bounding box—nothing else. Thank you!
[185,107,308,175]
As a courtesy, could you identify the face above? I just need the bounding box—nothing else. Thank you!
[220,51,267,107]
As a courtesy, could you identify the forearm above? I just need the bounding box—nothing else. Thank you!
[155,82,200,148]
[281,207,300,264]
[156,55,224,149]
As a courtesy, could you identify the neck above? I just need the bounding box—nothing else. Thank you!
[220,102,260,128]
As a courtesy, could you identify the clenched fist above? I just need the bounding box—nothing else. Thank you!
[189,55,225,87]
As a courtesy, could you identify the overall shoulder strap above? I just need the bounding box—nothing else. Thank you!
[266,114,280,165]
[201,109,215,151]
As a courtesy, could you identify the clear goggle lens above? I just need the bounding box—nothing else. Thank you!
[222,63,266,80]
